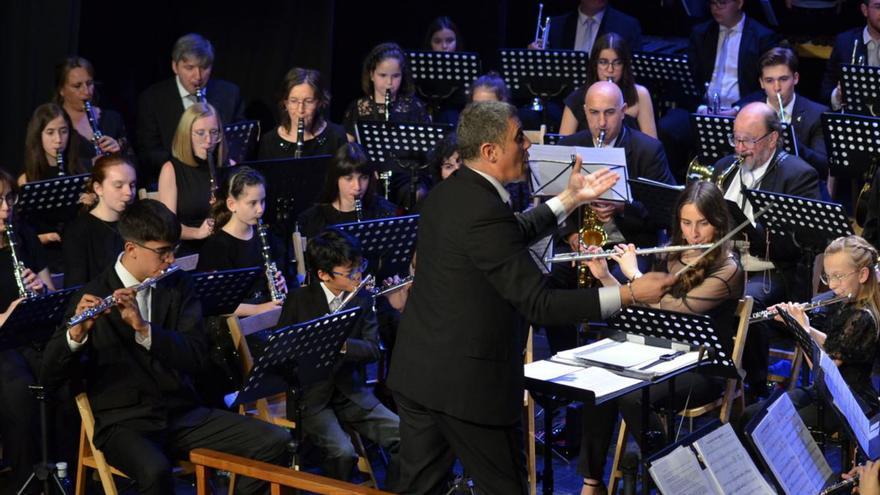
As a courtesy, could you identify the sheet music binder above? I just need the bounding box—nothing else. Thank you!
[744,389,836,495]
[822,112,880,177]
[18,173,89,216]
[192,267,262,316]
[645,420,774,494]
[223,120,261,164]
[230,307,360,406]
[332,214,419,276]
[691,114,798,165]
[498,48,590,101]
[839,64,880,116]
[0,288,80,350]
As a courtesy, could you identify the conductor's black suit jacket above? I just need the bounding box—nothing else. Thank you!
[41,267,209,448]
[387,165,606,426]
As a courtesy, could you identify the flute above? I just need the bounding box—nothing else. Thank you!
[749,293,851,323]
[333,274,375,314]
[776,92,786,122]
[66,265,181,328]
[372,276,414,297]
[545,244,714,264]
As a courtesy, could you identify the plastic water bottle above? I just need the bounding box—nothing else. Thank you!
[56,462,73,493]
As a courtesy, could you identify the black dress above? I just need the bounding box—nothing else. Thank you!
[296,197,399,238]
[61,212,123,288]
[196,228,288,303]
[170,156,212,255]
[71,108,129,163]
[563,85,640,133]
[257,122,348,160]
[342,95,430,138]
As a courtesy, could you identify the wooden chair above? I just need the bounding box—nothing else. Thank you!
[137,188,159,201]
[524,326,537,495]
[523,125,547,146]
[292,230,308,287]
[176,253,200,272]
[607,297,754,492]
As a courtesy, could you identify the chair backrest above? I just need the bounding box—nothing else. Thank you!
[730,296,754,373]
[75,393,121,494]
[176,253,200,272]
[226,307,283,377]
[137,188,159,200]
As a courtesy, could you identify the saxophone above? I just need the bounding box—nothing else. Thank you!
[578,136,609,288]
[257,219,285,302]
[5,221,36,299]
[294,117,304,159]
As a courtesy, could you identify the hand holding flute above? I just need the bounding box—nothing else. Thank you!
[68,288,149,343]
[578,244,675,305]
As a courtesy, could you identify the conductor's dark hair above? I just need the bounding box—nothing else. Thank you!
[306,228,363,278]
[318,142,379,209]
[457,101,518,163]
[118,199,181,245]
[469,72,510,103]
[360,42,414,97]
[423,16,463,51]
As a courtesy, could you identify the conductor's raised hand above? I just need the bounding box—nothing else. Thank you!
[69,294,107,342]
[560,156,619,211]
[627,272,676,305]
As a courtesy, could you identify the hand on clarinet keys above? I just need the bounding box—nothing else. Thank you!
[21,268,45,294]
[628,272,677,305]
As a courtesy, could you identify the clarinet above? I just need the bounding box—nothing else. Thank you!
[384,89,391,121]
[66,265,181,328]
[4,221,37,299]
[56,151,66,176]
[195,87,207,104]
[207,147,218,205]
[354,198,363,222]
[294,117,304,159]
[84,100,108,157]
[257,219,285,302]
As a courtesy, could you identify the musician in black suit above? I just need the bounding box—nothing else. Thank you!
[136,33,244,183]
[274,229,399,485]
[712,102,821,397]
[537,0,642,51]
[820,0,880,109]
[41,200,289,495]
[387,101,674,495]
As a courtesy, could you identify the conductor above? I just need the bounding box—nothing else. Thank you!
[387,100,675,494]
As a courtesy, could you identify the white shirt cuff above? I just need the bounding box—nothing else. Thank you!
[598,286,622,320]
[546,197,567,224]
[135,323,152,350]
[66,330,87,352]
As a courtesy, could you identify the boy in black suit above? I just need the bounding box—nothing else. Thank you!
[820,0,880,109]
[41,200,289,495]
[275,229,399,486]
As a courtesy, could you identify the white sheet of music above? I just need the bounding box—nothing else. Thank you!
[527,144,629,201]
[819,350,873,453]
[750,392,831,495]
[649,445,718,495]
[523,360,580,381]
[692,423,774,494]
[550,366,642,400]
[576,340,672,369]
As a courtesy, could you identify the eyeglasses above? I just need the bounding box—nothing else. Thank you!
[331,259,369,280]
[0,193,18,206]
[192,129,221,140]
[597,59,624,68]
[820,270,858,285]
[727,131,774,148]
[287,98,317,108]
[135,242,180,259]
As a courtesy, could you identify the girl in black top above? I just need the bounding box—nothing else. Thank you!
[157,102,229,255]
[559,33,657,138]
[424,16,462,52]
[343,42,430,142]
[62,154,135,287]
[297,143,398,238]
[54,56,126,163]
[258,67,347,160]
[197,167,288,316]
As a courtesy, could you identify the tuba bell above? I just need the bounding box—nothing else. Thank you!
[686,155,744,188]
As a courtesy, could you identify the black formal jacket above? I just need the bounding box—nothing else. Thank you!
[558,127,676,247]
[736,91,830,179]
[547,6,642,51]
[820,27,870,105]
[860,169,880,250]
[387,165,605,426]
[135,77,245,179]
[712,149,821,263]
[275,282,381,417]
[41,267,209,448]
[689,17,781,104]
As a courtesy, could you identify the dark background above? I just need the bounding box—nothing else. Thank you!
[1,0,867,176]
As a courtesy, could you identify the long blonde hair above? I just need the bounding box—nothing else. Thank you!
[825,235,880,324]
[170,102,228,167]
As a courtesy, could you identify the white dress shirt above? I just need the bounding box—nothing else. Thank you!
[766,93,796,124]
[574,9,605,53]
[831,27,880,110]
[176,76,203,111]
[708,15,746,108]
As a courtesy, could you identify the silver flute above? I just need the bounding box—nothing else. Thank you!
[5,222,37,299]
[384,89,392,121]
[84,100,108,157]
[257,219,285,302]
[333,274,375,314]
[66,265,181,328]
[749,293,851,323]
[545,244,714,264]
[354,198,363,222]
[776,92,786,122]
[294,117,304,159]
[372,276,414,297]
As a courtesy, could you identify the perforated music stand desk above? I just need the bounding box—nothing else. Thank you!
[631,51,700,103]
[332,214,418,278]
[840,64,880,116]
[355,121,453,165]
[628,178,684,229]
[743,189,852,250]
[544,133,563,145]
[18,174,89,217]
[775,307,821,366]
[192,267,262,316]
[498,48,590,102]
[0,288,80,350]
[224,120,261,164]
[691,114,798,165]
[821,112,880,178]
[407,50,480,107]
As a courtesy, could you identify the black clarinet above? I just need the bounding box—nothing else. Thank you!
[56,151,66,176]
[294,117,304,159]
[195,87,207,104]
[384,89,391,121]
[84,100,108,157]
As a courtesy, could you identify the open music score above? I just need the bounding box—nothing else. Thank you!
[527,144,630,201]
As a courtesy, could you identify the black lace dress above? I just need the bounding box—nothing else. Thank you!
[342,94,430,138]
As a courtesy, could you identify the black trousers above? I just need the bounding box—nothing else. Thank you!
[392,391,528,495]
[99,407,291,495]
[741,270,787,395]
[0,348,40,489]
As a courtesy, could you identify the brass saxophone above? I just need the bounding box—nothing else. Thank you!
[294,117,304,159]
[577,142,608,288]
[5,221,36,299]
[257,219,285,302]
[384,89,391,121]
[84,100,108,157]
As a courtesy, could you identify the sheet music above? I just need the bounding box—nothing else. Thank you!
[692,423,774,494]
[750,392,831,495]
[819,350,874,455]
[576,341,671,369]
[528,144,630,200]
[555,340,615,362]
[550,366,642,401]
[523,360,580,381]
[649,445,719,495]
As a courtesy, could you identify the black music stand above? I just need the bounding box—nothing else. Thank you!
[543,133,563,145]
[224,120,261,164]
[627,178,684,230]
[407,50,480,116]
[229,307,360,468]
[775,307,820,365]
[332,214,418,278]
[822,112,880,214]
[499,48,589,124]
[192,267,262,316]
[356,121,453,208]
[631,51,700,106]
[1,288,80,495]
[691,114,798,165]
[840,64,880,116]
[18,173,89,216]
